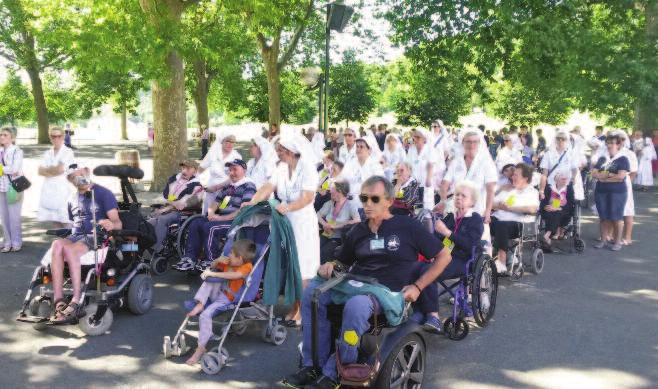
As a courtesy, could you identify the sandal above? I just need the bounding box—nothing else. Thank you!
[50,299,68,320]
[1,247,10,253]
[51,302,80,324]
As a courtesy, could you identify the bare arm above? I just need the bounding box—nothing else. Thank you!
[204,271,246,280]
[247,182,275,205]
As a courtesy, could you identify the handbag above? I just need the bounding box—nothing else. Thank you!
[10,175,31,192]
[335,296,381,387]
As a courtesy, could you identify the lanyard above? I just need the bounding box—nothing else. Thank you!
[171,179,187,197]
[453,215,464,237]
[332,199,346,220]
[434,133,444,148]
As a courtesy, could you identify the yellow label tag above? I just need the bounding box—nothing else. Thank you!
[319,170,328,179]
[506,194,516,207]
[0,165,3,176]
[396,189,404,199]
[167,194,176,202]
[321,180,330,190]
[551,198,561,209]
[219,196,231,209]
[328,219,336,225]
[442,236,455,252]
[343,330,359,346]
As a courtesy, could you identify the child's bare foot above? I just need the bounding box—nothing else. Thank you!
[187,302,204,317]
[185,346,206,365]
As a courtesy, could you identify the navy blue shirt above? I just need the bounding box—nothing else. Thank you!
[337,215,443,291]
[68,185,119,235]
[435,212,484,264]
[214,180,257,216]
[594,156,630,193]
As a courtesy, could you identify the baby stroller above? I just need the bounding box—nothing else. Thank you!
[16,165,156,336]
[163,203,297,374]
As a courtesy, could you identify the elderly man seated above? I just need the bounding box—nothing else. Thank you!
[284,176,452,389]
[174,159,257,272]
[148,160,203,255]
[49,165,122,324]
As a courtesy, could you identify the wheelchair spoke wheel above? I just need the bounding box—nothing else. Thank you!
[150,255,168,276]
[376,334,425,389]
[176,214,205,259]
[574,238,586,253]
[472,256,498,327]
[443,317,469,341]
[530,249,544,275]
[127,274,154,315]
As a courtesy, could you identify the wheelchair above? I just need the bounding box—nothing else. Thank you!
[538,202,586,254]
[148,206,204,275]
[501,217,545,281]
[304,273,428,388]
[437,245,498,340]
[16,165,156,336]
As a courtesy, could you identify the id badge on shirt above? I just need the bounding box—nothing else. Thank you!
[370,238,385,251]
[506,194,516,206]
[396,189,404,199]
[167,194,176,202]
[442,236,455,252]
[219,196,231,209]
[551,198,561,209]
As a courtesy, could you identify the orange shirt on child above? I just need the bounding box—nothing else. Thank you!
[217,262,253,301]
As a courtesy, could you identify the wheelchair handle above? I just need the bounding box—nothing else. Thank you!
[46,228,72,237]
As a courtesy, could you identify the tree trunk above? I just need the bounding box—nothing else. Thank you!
[120,103,128,140]
[261,39,282,128]
[151,51,188,191]
[192,59,210,130]
[633,1,658,132]
[140,0,189,191]
[25,65,49,144]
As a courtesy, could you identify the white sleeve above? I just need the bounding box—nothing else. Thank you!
[443,160,456,183]
[4,148,23,175]
[539,153,549,170]
[484,159,498,184]
[301,163,319,192]
[268,164,281,188]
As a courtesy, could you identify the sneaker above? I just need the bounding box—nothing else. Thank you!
[283,366,320,388]
[173,257,194,271]
[593,241,606,249]
[195,260,212,272]
[610,243,622,251]
[495,261,508,275]
[422,316,442,334]
[306,375,340,389]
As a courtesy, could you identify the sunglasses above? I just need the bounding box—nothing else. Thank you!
[359,194,382,204]
[556,138,567,141]
[50,134,63,138]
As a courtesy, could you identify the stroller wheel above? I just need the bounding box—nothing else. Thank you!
[530,249,544,275]
[163,336,173,358]
[443,317,469,341]
[150,256,168,276]
[270,324,287,346]
[574,238,586,253]
[201,348,228,375]
[29,296,52,318]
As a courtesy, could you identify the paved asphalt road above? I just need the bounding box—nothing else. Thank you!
[0,143,656,388]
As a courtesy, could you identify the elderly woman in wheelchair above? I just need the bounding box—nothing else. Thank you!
[284,176,452,389]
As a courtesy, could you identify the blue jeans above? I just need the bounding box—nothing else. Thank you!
[301,278,379,380]
[184,218,231,260]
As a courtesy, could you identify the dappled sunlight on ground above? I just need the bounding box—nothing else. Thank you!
[502,367,651,389]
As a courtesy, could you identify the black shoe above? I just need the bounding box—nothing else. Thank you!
[306,375,340,389]
[283,367,320,388]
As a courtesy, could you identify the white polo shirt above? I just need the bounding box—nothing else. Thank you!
[444,155,498,215]
[540,148,579,187]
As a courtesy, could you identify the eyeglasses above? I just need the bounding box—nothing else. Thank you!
[344,133,354,137]
[556,138,567,141]
[50,134,63,138]
[463,140,479,144]
[503,139,511,142]
[431,125,439,128]
[356,144,367,149]
[359,194,382,204]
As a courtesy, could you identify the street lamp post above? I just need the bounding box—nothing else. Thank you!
[323,2,353,133]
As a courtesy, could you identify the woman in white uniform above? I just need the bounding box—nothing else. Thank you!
[246,134,320,326]
[37,127,75,227]
[407,128,442,209]
[199,133,242,213]
[382,133,406,181]
[344,138,385,208]
[635,137,657,190]
[246,135,276,189]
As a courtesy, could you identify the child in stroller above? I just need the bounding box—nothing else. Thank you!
[185,239,256,365]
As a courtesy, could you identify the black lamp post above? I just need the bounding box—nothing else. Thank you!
[323,2,353,132]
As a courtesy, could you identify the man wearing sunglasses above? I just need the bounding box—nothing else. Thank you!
[286,176,451,389]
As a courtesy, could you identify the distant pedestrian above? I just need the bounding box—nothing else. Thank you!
[37,126,75,228]
[200,124,209,159]
[64,123,75,150]
[0,126,24,252]
[147,122,155,149]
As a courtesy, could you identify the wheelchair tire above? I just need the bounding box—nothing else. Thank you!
[443,317,469,341]
[79,303,113,336]
[472,256,498,327]
[530,249,544,275]
[574,238,585,253]
[127,274,154,315]
[150,255,168,276]
[176,214,206,259]
[29,296,52,318]
[374,333,425,389]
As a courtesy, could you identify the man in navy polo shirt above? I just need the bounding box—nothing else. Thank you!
[285,176,452,389]
[174,159,257,271]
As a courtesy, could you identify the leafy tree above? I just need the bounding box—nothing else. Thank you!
[389,58,471,126]
[329,51,376,126]
[0,0,75,143]
[0,69,34,125]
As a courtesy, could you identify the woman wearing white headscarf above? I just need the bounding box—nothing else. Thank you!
[199,133,242,213]
[309,127,326,161]
[635,137,657,190]
[617,130,638,245]
[407,128,443,209]
[246,136,276,188]
[382,133,406,181]
[344,137,385,209]
[245,133,320,326]
[539,131,579,201]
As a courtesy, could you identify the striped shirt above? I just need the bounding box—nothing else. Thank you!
[214,178,256,215]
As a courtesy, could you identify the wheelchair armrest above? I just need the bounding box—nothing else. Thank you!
[312,274,348,302]
[342,273,378,285]
[46,228,72,237]
[150,203,165,209]
[108,229,143,239]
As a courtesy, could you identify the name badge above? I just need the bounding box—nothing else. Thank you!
[370,238,385,251]
[505,194,516,206]
[219,196,231,209]
[396,189,404,199]
[551,198,561,209]
[167,194,176,202]
[321,180,330,190]
[442,236,455,252]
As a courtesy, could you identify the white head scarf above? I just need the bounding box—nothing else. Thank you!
[279,132,319,166]
[362,129,382,160]
[252,135,275,164]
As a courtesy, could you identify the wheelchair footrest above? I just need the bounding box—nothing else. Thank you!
[16,314,49,323]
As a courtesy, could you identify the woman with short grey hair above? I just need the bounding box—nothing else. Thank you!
[0,126,24,252]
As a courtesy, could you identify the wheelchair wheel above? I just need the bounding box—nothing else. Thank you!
[30,297,52,331]
[79,303,113,336]
[530,249,544,275]
[176,214,205,259]
[375,333,425,389]
[443,317,469,341]
[201,348,229,375]
[574,238,585,253]
[262,323,287,345]
[509,251,524,281]
[472,256,497,327]
[127,274,154,315]
[150,255,168,276]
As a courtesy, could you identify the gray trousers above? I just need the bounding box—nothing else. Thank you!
[194,281,231,347]
[0,192,23,248]
[148,211,181,252]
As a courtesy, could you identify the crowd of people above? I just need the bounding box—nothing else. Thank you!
[2,119,658,387]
